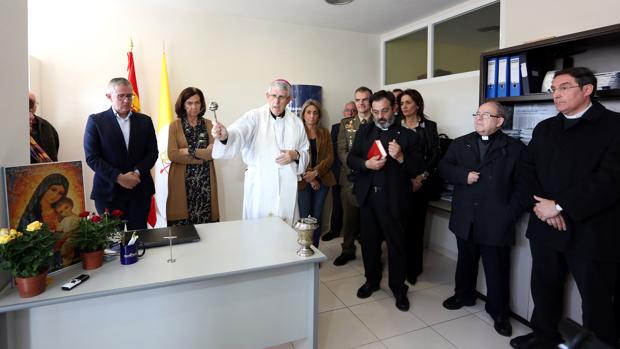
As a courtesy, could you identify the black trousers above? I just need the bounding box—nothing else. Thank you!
[95,196,151,230]
[403,192,428,279]
[530,239,617,346]
[328,184,343,235]
[360,189,407,294]
[454,234,511,318]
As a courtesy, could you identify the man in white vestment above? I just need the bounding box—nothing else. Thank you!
[211,79,309,224]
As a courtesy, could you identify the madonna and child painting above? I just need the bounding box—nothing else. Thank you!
[4,161,86,272]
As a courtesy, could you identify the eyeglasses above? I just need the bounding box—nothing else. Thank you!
[267,94,289,102]
[114,93,134,101]
[472,112,499,119]
[547,85,581,94]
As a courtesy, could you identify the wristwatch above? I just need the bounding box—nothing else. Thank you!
[421,171,430,180]
[554,202,563,212]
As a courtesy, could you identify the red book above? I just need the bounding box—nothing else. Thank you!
[367,140,387,160]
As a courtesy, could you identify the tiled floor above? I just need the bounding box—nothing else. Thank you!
[267,237,531,349]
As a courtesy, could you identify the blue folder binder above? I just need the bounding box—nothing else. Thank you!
[509,55,521,96]
[486,58,498,98]
[497,56,509,97]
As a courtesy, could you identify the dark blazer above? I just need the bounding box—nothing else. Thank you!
[347,122,425,211]
[330,122,341,181]
[416,119,441,174]
[519,101,620,261]
[83,107,158,201]
[31,115,59,162]
[439,131,525,246]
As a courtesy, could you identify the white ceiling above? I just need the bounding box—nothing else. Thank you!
[150,0,469,35]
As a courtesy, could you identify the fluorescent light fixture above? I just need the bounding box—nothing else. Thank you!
[325,0,354,5]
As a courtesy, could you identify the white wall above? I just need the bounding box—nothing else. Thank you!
[503,0,620,47]
[0,0,29,344]
[28,0,380,220]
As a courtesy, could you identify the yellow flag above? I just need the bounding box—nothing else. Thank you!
[153,52,173,228]
[158,53,173,132]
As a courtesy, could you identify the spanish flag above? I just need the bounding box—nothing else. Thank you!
[127,42,141,113]
[127,41,157,227]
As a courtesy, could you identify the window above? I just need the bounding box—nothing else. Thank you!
[383,1,499,84]
[385,28,427,84]
[433,3,500,77]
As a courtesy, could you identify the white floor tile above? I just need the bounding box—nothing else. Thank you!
[432,314,515,349]
[315,308,378,349]
[354,341,387,349]
[265,342,294,349]
[319,236,343,251]
[408,287,471,326]
[324,275,390,306]
[319,261,361,282]
[473,311,532,339]
[319,282,346,313]
[317,243,340,260]
[350,297,427,339]
[382,327,456,349]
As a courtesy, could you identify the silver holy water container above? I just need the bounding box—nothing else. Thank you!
[294,216,318,257]
[208,101,219,122]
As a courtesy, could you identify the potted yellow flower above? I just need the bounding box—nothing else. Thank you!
[0,221,56,298]
[72,210,123,270]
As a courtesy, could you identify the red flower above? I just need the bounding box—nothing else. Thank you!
[111,209,123,218]
[79,211,90,218]
[90,215,102,223]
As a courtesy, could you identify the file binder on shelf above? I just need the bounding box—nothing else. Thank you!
[486,58,498,98]
[497,56,509,97]
[519,53,530,95]
[509,55,521,96]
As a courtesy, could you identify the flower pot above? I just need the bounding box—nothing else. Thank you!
[81,250,104,270]
[15,272,47,298]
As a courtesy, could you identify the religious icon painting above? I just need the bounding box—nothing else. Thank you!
[4,161,86,272]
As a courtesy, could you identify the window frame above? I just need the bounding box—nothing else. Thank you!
[381,0,503,87]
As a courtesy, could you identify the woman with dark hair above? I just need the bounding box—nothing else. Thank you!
[397,89,441,284]
[297,99,335,247]
[18,173,69,232]
[166,87,219,226]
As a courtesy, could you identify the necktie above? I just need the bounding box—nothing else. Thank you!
[361,119,367,124]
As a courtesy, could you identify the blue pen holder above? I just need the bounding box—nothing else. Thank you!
[120,241,146,265]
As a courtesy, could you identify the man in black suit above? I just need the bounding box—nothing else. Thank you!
[439,101,525,337]
[347,90,424,311]
[83,77,158,230]
[322,101,357,242]
[511,67,620,348]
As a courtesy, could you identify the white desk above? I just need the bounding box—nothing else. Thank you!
[0,217,326,349]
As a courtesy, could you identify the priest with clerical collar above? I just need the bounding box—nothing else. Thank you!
[438,101,526,338]
[211,79,309,225]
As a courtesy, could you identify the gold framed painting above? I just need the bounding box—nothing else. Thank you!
[4,161,86,272]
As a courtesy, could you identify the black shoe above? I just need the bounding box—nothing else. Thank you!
[442,295,476,310]
[321,231,339,242]
[356,283,380,299]
[333,253,355,266]
[493,315,512,337]
[394,292,410,311]
[509,332,558,349]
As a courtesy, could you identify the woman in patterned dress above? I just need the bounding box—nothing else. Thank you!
[166,87,219,226]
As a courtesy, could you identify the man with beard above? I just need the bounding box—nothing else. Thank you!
[346,90,424,311]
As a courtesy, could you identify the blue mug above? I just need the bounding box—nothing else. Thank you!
[120,242,146,265]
